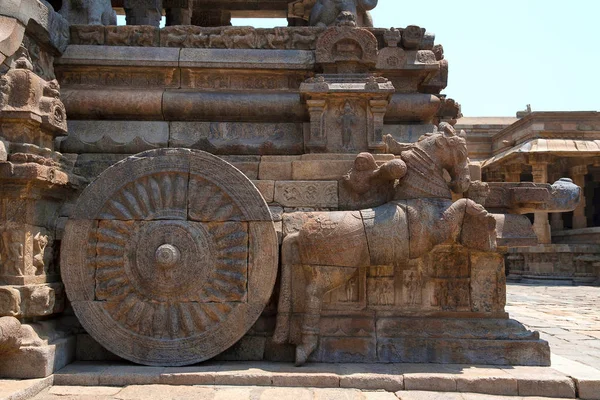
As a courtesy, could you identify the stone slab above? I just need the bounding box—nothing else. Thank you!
[51,361,598,398]
[56,46,180,67]
[179,49,315,69]
[0,376,52,400]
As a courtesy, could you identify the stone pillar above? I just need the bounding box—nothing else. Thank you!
[368,99,387,152]
[503,164,522,183]
[306,99,327,151]
[164,0,192,26]
[124,0,163,27]
[530,156,551,244]
[570,164,588,230]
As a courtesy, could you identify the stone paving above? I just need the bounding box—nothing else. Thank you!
[506,283,600,370]
[26,385,579,400]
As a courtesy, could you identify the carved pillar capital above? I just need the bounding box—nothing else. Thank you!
[569,164,589,178]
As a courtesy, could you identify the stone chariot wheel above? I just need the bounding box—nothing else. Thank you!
[61,149,277,366]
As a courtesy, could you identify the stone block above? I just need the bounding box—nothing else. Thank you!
[60,121,169,154]
[271,372,340,388]
[214,370,272,386]
[339,373,404,392]
[503,366,576,398]
[221,155,261,179]
[259,157,300,181]
[53,362,110,386]
[56,45,180,67]
[169,122,304,155]
[160,366,217,385]
[0,335,76,378]
[578,379,600,400]
[403,374,457,391]
[292,160,354,180]
[454,375,518,396]
[98,365,164,386]
[274,181,338,207]
[253,180,275,203]
[179,48,315,70]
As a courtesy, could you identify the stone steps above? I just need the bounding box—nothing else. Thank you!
[47,359,600,400]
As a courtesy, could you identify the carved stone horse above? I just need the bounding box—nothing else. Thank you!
[273,123,497,366]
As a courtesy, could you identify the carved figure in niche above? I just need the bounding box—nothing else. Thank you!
[309,0,378,27]
[32,233,49,276]
[339,152,407,210]
[403,269,422,306]
[338,102,357,150]
[274,124,498,365]
[1,229,24,276]
[59,0,117,25]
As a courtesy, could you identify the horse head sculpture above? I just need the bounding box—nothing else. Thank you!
[389,122,471,200]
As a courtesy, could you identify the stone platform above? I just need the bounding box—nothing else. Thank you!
[39,358,596,399]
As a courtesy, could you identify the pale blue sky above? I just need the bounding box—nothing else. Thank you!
[119,0,599,116]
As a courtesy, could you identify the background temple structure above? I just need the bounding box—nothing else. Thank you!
[0,0,596,385]
[458,111,600,284]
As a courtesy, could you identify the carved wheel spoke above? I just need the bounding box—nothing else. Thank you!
[61,149,276,366]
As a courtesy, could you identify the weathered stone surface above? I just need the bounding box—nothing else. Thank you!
[179,48,315,70]
[308,0,378,27]
[59,0,116,25]
[259,156,301,181]
[105,26,159,47]
[254,180,275,203]
[0,376,52,400]
[169,122,304,155]
[62,149,277,366]
[61,89,165,120]
[163,92,306,122]
[274,181,338,207]
[0,316,21,353]
[60,121,169,154]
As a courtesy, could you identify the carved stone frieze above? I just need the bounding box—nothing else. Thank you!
[159,26,325,50]
[0,49,67,143]
[61,149,277,366]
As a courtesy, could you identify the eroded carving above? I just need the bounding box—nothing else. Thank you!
[61,149,277,366]
[309,0,378,27]
[59,0,117,25]
[274,125,498,365]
